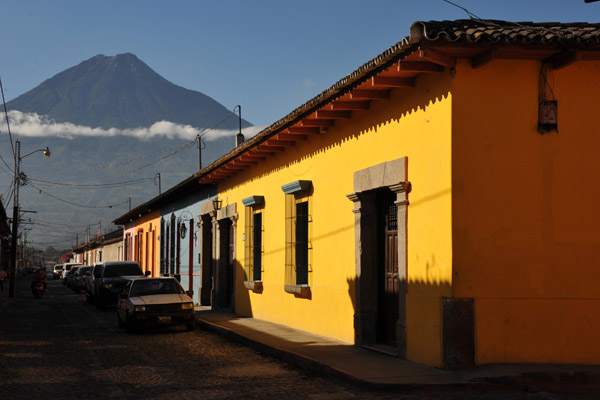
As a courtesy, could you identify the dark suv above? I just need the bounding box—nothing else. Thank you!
[92,262,149,306]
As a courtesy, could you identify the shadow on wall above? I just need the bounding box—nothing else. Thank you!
[220,74,452,192]
[234,258,253,316]
[347,275,473,370]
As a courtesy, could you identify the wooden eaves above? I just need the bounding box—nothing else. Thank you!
[196,20,600,185]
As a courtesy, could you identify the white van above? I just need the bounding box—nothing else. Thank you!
[61,262,83,282]
[53,264,64,279]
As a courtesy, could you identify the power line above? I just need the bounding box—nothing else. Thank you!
[0,75,15,178]
[27,182,131,209]
[0,75,14,159]
[441,0,571,41]
[28,176,156,189]
[30,219,101,228]
[30,138,197,178]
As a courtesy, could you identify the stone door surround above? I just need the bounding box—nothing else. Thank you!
[347,157,410,357]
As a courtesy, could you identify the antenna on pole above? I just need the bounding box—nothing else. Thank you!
[196,135,202,170]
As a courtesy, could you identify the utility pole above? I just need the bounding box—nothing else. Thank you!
[156,173,161,194]
[9,141,21,297]
[9,140,50,298]
[196,135,202,170]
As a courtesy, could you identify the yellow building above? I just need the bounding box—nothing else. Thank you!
[115,210,160,277]
[197,20,600,368]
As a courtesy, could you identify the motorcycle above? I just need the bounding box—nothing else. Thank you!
[32,279,45,298]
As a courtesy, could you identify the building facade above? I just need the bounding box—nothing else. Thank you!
[114,173,216,303]
[194,20,600,368]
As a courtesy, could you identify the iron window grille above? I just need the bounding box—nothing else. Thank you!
[284,193,312,289]
[243,196,264,284]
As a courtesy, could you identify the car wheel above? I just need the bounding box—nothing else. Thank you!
[186,322,194,331]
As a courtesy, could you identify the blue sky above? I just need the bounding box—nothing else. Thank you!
[0,0,598,127]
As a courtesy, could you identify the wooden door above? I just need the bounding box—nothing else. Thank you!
[378,191,399,346]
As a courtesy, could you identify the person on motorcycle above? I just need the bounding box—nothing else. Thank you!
[32,268,47,291]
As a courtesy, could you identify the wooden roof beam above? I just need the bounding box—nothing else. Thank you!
[257,143,285,152]
[351,90,391,99]
[371,76,415,88]
[397,61,444,73]
[316,110,352,119]
[549,50,582,70]
[241,154,266,161]
[288,126,322,134]
[277,132,307,141]
[223,164,246,170]
[249,149,275,156]
[417,48,456,68]
[266,138,295,146]
[232,159,258,166]
[331,100,370,110]
[301,119,335,127]
[471,49,497,68]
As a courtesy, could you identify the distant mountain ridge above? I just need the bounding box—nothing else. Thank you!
[7,53,252,130]
[0,53,254,249]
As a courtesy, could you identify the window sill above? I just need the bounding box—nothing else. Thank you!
[244,280,263,293]
[284,284,311,297]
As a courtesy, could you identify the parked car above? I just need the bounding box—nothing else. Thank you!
[53,264,64,280]
[117,277,195,333]
[93,261,149,306]
[85,263,102,303]
[65,266,80,289]
[73,266,91,294]
[61,262,83,283]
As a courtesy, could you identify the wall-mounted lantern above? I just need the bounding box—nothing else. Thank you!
[180,223,187,239]
[538,100,558,133]
[213,197,223,211]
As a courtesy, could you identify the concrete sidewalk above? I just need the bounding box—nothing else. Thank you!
[194,308,600,392]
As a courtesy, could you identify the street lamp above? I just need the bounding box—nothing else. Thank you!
[9,140,51,298]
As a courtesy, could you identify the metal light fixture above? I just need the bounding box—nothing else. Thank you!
[180,223,187,239]
[212,197,222,211]
[234,105,244,147]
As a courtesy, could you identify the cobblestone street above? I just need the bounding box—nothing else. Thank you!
[0,276,594,400]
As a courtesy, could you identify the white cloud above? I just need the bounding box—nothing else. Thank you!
[302,78,316,87]
[0,111,263,141]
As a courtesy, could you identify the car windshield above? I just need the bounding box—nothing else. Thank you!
[103,264,143,277]
[130,279,184,297]
[78,267,91,274]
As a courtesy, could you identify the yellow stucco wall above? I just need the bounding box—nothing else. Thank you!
[220,71,454,367]
[128,211,160,276]
[452,59,600,364]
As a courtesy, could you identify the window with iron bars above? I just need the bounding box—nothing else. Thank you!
[244,205,264,282]
[284,192,312,288]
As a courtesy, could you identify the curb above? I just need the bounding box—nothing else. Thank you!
[194,317,513,393]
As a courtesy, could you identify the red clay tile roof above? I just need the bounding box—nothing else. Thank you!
[197,20,600,183]
[409,19,600,45]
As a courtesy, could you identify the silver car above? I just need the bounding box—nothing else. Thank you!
[117,277,195,333]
